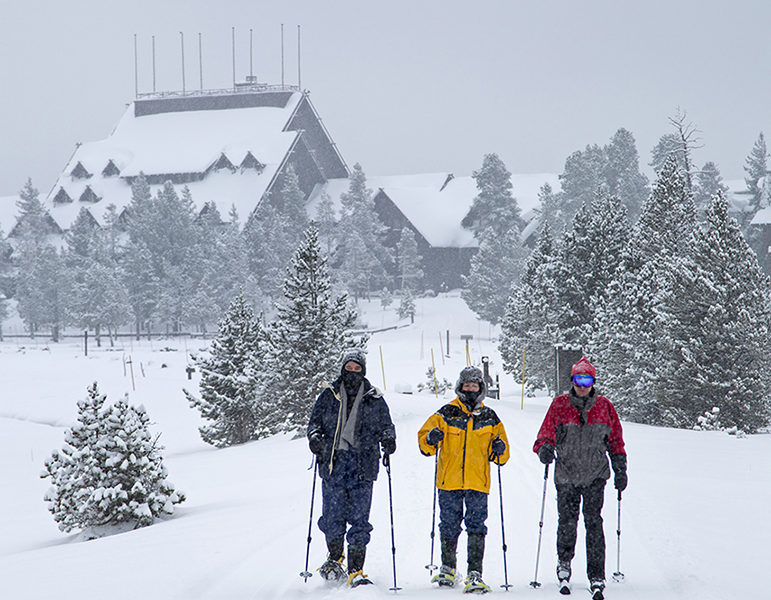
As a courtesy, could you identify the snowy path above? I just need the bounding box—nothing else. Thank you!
[0,295,768,599]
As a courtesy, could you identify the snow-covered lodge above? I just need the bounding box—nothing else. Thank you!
[30,83,557,289]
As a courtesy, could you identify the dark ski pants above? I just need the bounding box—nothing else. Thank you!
[556,478,606,581]
[318,450,374,548]
[438,488,489,540]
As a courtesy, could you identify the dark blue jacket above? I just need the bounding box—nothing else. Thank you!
[307,376,396,482]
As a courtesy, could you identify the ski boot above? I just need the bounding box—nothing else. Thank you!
[557,560,571,595]
[589,579,605,600]
[463,571,491,594]
[431,565,460,588]
[347,570,373,587]
[318,555,346,584]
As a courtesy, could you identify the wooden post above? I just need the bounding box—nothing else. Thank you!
[379,345,387,391]
[431,349,439,398]
[521,348,526,410]
[128,355,136,391]
[84,330,88,357]
[438,333,446,365]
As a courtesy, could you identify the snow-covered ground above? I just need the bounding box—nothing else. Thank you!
[0,293,768,599]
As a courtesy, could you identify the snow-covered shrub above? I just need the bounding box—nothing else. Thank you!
[42,382,184,534]
[416,367,453,396]
[694,407,722,431]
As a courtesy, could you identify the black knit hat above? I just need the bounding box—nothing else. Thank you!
[341,348,367,376]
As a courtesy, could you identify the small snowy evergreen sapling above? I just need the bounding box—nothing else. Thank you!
[398,288,416,323]
[42,383,184,534]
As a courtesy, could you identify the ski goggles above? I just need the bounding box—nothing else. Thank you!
[572,374,594,387]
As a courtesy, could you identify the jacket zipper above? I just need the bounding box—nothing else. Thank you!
[461,416,470,487]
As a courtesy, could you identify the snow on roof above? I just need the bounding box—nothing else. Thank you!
[307,172,559,249]
[43,92,304,230]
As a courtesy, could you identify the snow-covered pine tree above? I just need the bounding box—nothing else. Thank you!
[534,182,566,235]
[96,397,185,527]
[557,144,606,225]
[655,192,771,432]
[260,225,365,435]
[591,155,695,424]
[398,287,416,323]
[744,131,768,213]
[42,382,107,532]
[396,227,424,292]
[462,153,524,238]
[184,293,266,446]
[499,224,560,393]
[604,128,649,223]
[42,382,184,534]
[243,165,309,301]
[315,190,337,257]
[462,225,527,325]
[693,161,729,219]
[335,163,391,298]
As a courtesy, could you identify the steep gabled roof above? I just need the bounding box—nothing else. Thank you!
[43,90,313,231]
[307,172,559,249]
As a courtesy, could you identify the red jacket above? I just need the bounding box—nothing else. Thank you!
[534,390,626,486]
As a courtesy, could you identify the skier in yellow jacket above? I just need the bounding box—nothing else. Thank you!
[418,366,510,593]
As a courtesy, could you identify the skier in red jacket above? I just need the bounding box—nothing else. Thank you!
[533,357,627,599]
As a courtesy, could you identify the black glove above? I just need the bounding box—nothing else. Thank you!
[611,454,627,491]
[426,427,444,446]
[490,437,506,458]
[308,431,323,456]
[381,436,396,456]
[537,443,555,464]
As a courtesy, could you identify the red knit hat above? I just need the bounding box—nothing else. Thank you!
[571,356,596,378]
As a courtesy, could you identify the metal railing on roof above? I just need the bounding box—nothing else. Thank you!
[136,83,300,100]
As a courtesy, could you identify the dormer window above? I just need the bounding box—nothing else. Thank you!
[71,162,92,179]
[212,153,236,173]
[53,187,73,204]
[240,151,265,174]
[102,159,121,177]
[79,185,101,203]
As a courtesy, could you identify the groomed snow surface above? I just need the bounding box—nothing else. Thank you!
[0,294,767,599]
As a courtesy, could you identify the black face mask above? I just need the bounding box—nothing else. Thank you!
[342,370,364,394]
[459,389,481,410]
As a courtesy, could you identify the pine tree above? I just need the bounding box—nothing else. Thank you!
[744,132,768,213]
[499,224,560,393]
[398,288,416,323]
[462,226,527,325]
[557,144,606,224]
[655,193,771,432]
[42,383,184,533]
[315,191,337,257]
[591,155,695,424]
[184,293,267,446]
[261,226,364,435]
[535,182,567,236]
[462,153,524,238]
[604,128,649,222]
[335,163,391,298]
[693,161,728,218]
[396,227,424,291]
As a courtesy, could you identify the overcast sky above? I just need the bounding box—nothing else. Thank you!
[1,0,770,200]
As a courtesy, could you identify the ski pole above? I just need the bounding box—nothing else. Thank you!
[299,458,318,582]
[496,457,512,590]
[384,455,402,592]
[529,463,550,588]
[612,490,625,582]
[425,451,439,573]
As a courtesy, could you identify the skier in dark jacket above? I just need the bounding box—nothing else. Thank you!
[306,349,396,587]
[533,357,627,599]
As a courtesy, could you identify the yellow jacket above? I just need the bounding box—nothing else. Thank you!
[418,398,510,493]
